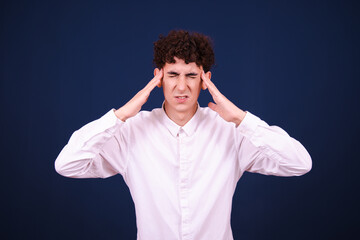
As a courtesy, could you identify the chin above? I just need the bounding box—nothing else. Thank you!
[175,103,196,112]
[172,104,187,111]
[165,98,197,113]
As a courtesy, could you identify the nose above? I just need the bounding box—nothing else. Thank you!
[177,76,187,91]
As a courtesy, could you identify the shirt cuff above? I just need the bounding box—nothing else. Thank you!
[236,111,262,139]
[110,108,126,123]
[96,109,125,134]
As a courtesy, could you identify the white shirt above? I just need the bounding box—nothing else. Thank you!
[55,105,312,240]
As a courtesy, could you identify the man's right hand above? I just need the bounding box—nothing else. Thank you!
[115,69,163,121]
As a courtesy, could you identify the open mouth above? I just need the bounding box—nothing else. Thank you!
[175,96,189,103]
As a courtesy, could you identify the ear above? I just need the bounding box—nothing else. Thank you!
[154,68,162,87]
[201,71,211,90]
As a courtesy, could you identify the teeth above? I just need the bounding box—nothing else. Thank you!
[177,96,186,99]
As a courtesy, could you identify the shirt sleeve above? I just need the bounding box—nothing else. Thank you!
[235,112,312,176]
[54,109,130,178]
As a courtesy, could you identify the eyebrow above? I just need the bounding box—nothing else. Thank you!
[167,71,198,77]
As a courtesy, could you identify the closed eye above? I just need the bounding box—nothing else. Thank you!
[186,73,198,78]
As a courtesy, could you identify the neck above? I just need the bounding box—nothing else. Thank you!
[164,103,198,126]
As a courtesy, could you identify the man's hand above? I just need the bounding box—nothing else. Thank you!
[115,69,163,121]
[201,71,247,127]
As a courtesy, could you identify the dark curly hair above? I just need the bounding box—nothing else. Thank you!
[153,30,215,73]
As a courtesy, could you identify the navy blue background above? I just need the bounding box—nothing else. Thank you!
[1,0,359,239]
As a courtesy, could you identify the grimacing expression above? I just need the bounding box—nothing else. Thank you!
[155,57,210,116]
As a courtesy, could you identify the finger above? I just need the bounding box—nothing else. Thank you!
[201,71,220,98]
[145,69,163,92]
[208,102,218,112]
[201,71,218,92]
[150,68,163,85]
[144,80,160,96]
[201,71,214,86]
[155,68,163,80]
[156,68,163,87]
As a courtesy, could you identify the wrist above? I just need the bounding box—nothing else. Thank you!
[234,109,247,127]
[115,108,128,122]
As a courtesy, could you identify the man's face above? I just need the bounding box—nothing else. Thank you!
[160,57,205,117]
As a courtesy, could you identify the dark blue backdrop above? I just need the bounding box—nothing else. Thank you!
[1,0,359,239]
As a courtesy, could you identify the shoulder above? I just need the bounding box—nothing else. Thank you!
[198,106,217,118]
[198,106,235,128]
[196,107,236,143]
[126,107,162,126]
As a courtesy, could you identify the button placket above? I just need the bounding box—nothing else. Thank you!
[178,129,192,240]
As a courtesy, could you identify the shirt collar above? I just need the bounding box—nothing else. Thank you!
[160,102,201,137]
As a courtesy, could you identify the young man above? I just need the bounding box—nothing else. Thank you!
[55,30,312,240]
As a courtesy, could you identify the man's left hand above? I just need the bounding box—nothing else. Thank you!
[201,71,247,127]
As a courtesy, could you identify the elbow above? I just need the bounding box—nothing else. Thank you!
[301,147,312,174]
[54,158,66,177]
[292,142,312,176]
[295,152,312,176]
[54,147,78,178]
[303,155,312,174]
[54,154,96,178]
[279,152,312,177]
[54,153,74,177]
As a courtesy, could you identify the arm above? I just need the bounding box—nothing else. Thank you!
[54,69,163,178]
[201,71,312,176]
[54,109,128,178]
[235,112,312,176]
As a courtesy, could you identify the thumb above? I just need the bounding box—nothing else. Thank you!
[208,102,218,112]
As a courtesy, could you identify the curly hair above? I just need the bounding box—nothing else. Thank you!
[153,30,215,72]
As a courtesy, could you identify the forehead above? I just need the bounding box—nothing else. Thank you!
[163,57,203,73]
